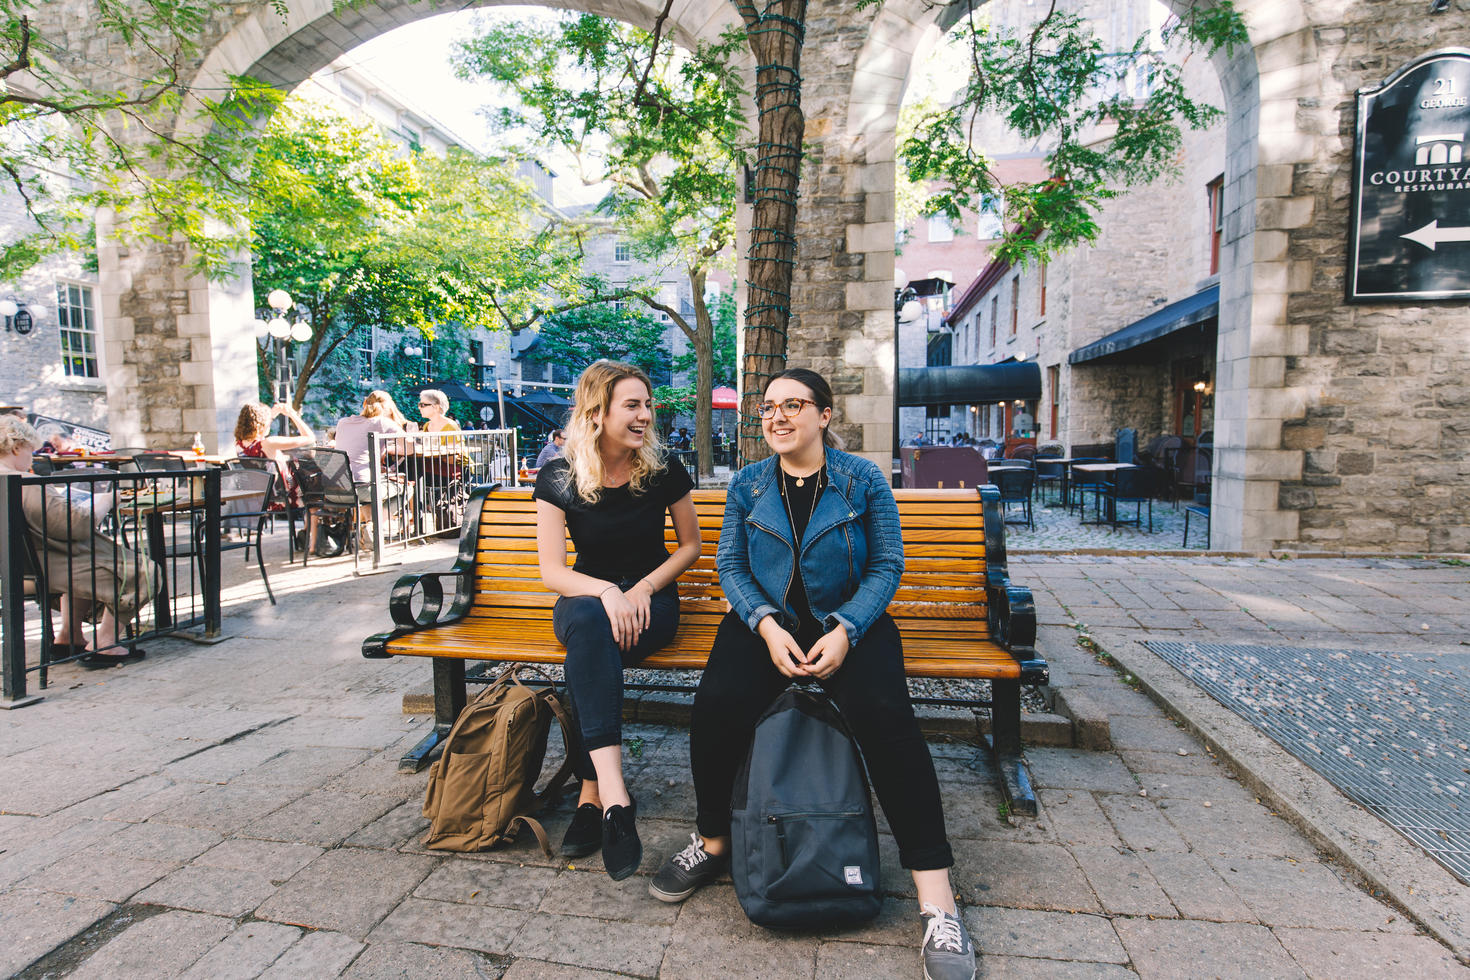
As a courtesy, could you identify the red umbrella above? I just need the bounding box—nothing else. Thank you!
[712,386,739,410]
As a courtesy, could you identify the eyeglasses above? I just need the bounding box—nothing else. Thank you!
[757,398,818,419]
[418,401,433,407]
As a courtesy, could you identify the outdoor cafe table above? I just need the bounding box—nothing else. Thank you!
[119,484,256,631]
[36,452,135,467]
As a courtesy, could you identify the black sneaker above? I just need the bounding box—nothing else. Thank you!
[561,802,602,858]
[649,832,729,903]
[601,798,641,881]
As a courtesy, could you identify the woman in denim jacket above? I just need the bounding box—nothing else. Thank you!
[650,369,975,980]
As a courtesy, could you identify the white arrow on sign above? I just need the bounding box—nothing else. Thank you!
[1401,220,1470,251]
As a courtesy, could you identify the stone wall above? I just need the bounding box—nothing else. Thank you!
[1263,8,1470,553]
[0,186,107,428]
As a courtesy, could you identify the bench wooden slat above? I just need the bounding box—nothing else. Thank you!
[383,627,1019,679]
[383,487,1033,682]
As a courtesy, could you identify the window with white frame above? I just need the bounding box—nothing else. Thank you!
[357,328,376,382]
[614,241,632,262]
[927,214,954,243]
[56,281,99,379]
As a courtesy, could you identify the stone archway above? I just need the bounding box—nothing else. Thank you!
[91,0,744,453]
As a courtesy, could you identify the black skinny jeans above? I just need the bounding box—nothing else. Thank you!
[552,584,680,781]
[690,611,954,871]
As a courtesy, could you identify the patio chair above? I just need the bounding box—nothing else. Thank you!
[1183,450,1213,548]
[133,452,188,472]
[1034,457,1066,506]
[199,467,277,603]
[1104,467,1154,532]
[286,448,360,568]
[1067,458,1108,517]
[229,457,298,563]
[994,467,1035,530]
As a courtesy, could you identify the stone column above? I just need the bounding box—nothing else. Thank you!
[96,214,256,453]
[787,0,939,468]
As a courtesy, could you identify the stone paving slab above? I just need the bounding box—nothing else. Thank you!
[1015,554,1470,963]
[3,539,1466,976]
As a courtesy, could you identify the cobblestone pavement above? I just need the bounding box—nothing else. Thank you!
[1,537,1465,977]
[1007,496,1203,552]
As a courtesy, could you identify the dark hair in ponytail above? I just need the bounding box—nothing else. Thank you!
[763,367,844,449]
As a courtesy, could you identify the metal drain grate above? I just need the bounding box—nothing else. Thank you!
[1145,641,1470,885]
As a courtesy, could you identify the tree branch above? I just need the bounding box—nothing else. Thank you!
[630,290,694,342]
[0,15,32,81]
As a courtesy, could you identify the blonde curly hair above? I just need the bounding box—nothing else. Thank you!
[0,414,40,458]
[561,360,665,505]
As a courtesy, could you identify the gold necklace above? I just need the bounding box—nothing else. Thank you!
[782,461,821,487]
[779,465,824,538]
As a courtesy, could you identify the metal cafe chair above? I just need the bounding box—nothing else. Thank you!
[1104,467,1154,532]
[133,452,188,471]
[994,467,1035,530]
[1067,458,1108,517]
[229,456,299,564]
[286,448,361,569]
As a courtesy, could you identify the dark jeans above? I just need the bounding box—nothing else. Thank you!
[690,611,954,871]
[553,584,679,781]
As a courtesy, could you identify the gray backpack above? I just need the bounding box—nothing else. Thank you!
[731,684,883,929]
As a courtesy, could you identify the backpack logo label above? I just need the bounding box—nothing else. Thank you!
[844,865,863,885]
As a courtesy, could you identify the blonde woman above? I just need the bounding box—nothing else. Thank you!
[416,389,460,433]
[534,361,700,880]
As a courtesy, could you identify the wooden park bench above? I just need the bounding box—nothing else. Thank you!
[363,485,1049,813]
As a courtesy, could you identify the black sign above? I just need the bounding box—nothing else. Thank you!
[1349,49,1470,302]
[10,309,32,334]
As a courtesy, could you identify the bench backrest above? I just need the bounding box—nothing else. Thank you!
[467,487,992,652]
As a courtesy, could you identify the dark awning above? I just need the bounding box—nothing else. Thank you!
[1068,284,1218,365]
[519,388,573,409]
[409,380,498,405]
[897,362,1042,407]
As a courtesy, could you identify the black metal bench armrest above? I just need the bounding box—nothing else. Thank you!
[388,569,474,630]
[979,485,1049,686]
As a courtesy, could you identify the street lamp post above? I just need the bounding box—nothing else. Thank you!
[892,284,922,488]
[259,289,312,409]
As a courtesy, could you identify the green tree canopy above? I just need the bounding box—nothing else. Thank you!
[0,0,283,278]
[250,97,587,409]
[526,303,670,380]
[901,2,1249,268]
[454,11,744,475]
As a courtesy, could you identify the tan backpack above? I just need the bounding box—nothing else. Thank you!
[421,666,576,853]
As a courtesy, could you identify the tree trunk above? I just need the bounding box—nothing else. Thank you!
[737,0,806,466]
[689,267,714,478]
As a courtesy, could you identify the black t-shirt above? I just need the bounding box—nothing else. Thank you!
[533,455,694,583]
[780,466,827,649]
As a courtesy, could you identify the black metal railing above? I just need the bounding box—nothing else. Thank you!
[2,467,222,704]
[366,429,518,568]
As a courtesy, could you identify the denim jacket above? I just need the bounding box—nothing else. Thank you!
[716,447,904,645]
